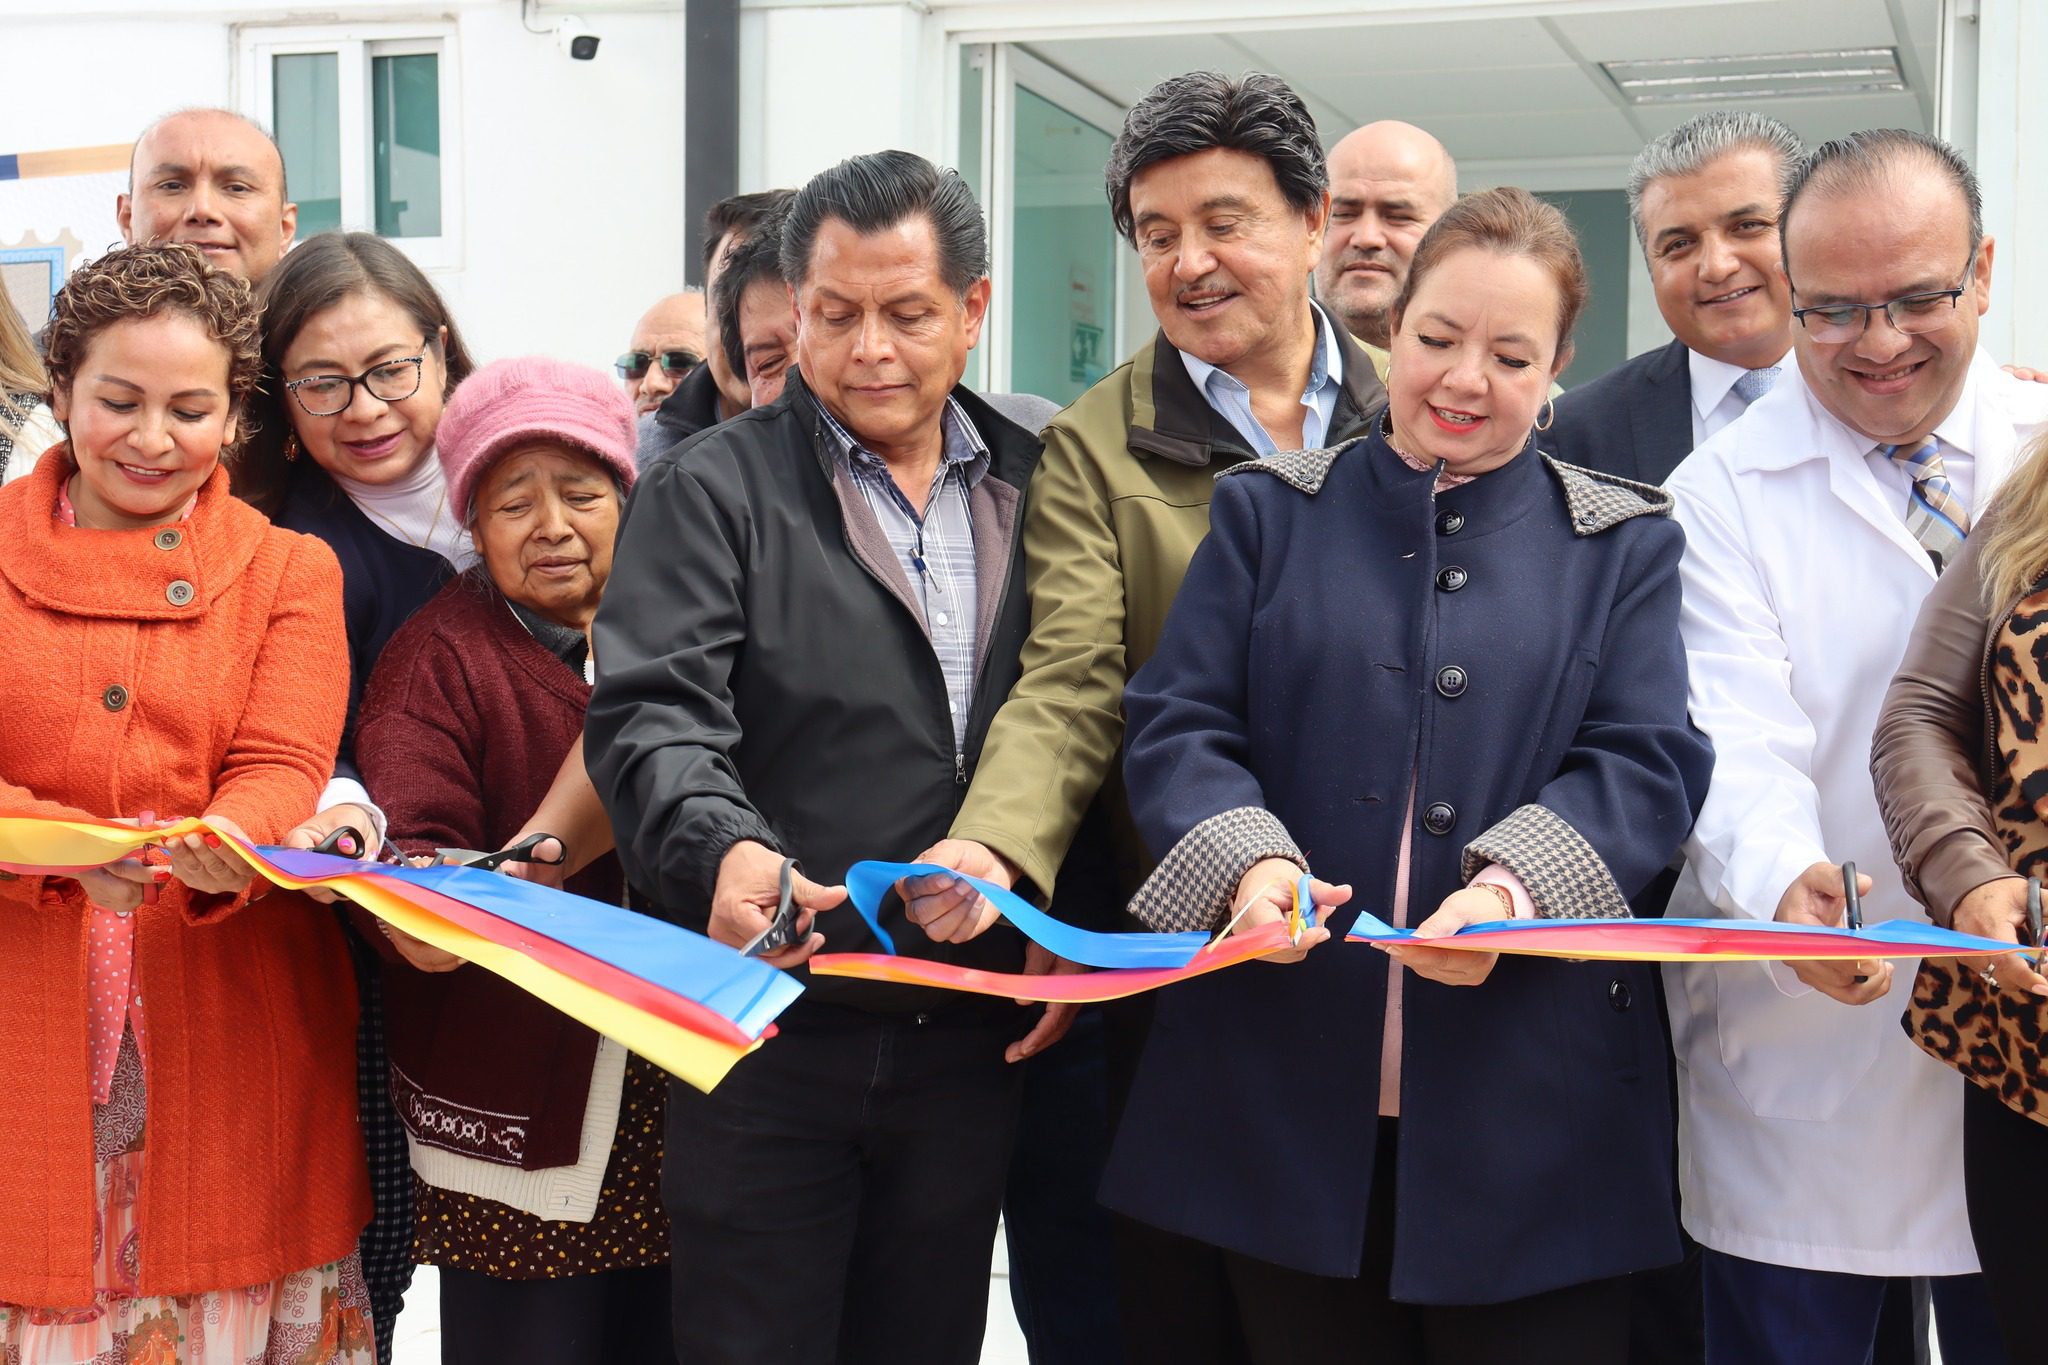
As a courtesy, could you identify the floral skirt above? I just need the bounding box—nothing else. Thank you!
[0,1034,377,1365]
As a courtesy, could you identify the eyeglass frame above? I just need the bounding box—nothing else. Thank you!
[1788,247,1979,343]
[614,348,703,381]
[284,338,433,417]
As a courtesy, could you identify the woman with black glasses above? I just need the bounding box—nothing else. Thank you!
[238,230,481,1361]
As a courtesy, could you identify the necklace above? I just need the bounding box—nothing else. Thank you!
[357,479,449,551]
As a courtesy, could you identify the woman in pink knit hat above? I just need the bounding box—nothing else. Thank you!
[352,357,669,1364]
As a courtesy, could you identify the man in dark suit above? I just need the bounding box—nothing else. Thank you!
[1551,112,1803,486]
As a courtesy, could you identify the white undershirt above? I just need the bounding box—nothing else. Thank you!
[332,451,474,569]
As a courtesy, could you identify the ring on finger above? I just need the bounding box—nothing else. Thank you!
[1983,964,2001,988]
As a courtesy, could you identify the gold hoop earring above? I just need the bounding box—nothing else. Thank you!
[1534,397,1555,433]
[284,430,301,462]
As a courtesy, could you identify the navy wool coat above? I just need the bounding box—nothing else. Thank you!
[1107,424,1713,1305]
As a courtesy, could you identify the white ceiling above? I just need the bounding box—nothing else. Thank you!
[1022,0,1940,171]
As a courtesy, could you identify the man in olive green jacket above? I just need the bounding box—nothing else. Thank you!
[901,70,1388,1365]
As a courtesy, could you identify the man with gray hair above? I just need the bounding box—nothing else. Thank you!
[1550,110,1803,486]
[589,148,1049,1363]
[1667,127,2028,1365]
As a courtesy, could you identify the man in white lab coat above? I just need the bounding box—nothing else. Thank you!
[1666,129,2048,1364]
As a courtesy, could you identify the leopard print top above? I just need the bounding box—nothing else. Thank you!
[1990,588,2048,872]
[1907,588,2048,1125]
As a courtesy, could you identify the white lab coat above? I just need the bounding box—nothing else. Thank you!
[1664,351,2048,1277]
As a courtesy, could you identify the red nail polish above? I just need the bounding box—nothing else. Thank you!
[203,834,222,849]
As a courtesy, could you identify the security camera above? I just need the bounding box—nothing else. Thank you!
[554,16,599,60]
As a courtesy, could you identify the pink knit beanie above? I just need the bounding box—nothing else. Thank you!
[437,356,639,521]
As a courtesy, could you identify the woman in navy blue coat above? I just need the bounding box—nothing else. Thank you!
[1110,188,1713,1363]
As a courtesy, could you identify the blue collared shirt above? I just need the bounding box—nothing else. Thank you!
[816,396,987,751]
[1177,301,1345,457]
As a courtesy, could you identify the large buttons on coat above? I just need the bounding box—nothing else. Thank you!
[1422,802,1457,836]
[102,684,130,712]
[1436,665,1468,698]
[165,580,195,607]
[1437,509,1465,535]
[153,529,182,551]
[1436,565,1468,592]
[1609,980,1633,1012]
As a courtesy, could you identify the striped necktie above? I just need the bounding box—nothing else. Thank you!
[1883,437,1968,573]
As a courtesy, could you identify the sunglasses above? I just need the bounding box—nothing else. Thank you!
[615,348,702,381]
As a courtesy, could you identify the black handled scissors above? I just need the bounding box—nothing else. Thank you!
[742,857,805,958]
[1842,861,1867,984]
[432,831,568,872]
[2027,877,2043,968]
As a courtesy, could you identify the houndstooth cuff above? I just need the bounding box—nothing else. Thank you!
[1461,804,1629,921]
[1127,806,1306,933]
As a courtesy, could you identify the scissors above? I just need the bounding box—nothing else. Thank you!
[1839,861,1868,984]
[432,831,567,873]
[742,857,806,958]
[2027,877,2044,968]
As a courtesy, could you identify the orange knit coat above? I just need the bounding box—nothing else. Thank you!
[0,452,370,1308]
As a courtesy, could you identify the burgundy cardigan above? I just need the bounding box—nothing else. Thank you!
[357,574,623,1170]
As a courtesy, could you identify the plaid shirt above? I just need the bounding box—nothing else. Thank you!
[818,396,988,751]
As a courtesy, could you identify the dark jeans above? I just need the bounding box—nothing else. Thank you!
[1002,1005,1123,1365]
[1964,1077,2048,1361]
[439,1265,671,1365]
[1701,1248,2002,1365]
[664,1002,1023,1365]
[1219,1119,1630,1365]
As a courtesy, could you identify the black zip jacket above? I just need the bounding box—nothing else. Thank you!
[587,371,1039,1013]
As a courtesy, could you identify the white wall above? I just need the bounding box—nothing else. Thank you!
[1971,0,2048,371]
[0,2,689,372]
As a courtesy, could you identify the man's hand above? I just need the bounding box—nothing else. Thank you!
[1950,876,2047,997]
[712,839,844,968]
[500,835,569,891]
[1008,942,1085,1063]
[2003,365,2048,384]
[900,839,1019,943]
[1775,861,1891,1004]
[284,803,385,904]
[1380,887,1504,987]
[1222,857,1347,964]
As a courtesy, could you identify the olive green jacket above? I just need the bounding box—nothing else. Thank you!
[950,324,1389,902]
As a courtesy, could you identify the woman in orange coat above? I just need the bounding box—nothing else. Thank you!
[0,244,372,1363]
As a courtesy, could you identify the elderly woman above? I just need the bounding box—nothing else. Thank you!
[1106,188,1713,1363]
[1871,437,2048,1358]
[354,357,669,1365]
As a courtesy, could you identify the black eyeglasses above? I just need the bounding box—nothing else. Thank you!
[615,348,701,381]
[285,339,431,417]
[1789,249,1977,343]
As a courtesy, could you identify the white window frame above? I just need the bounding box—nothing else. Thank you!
[235,21,464,271]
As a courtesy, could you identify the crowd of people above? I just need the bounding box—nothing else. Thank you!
[0,67,2045,1365]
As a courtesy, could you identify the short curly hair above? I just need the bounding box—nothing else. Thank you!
[1105,72,1327,244]
[42,243,262,454]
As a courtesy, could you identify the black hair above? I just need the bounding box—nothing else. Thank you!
[779,150,989,299]
[701,188,796,276]
[714,217,786,380]
[1779,128,1982,271]
[1104,71,1327,243]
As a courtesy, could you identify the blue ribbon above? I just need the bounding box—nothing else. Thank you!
[1345,908,2027,957]
[842,860,1212,969]
[263,847,802,1038]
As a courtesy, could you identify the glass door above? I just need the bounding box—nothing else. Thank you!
[959,46,1129,404]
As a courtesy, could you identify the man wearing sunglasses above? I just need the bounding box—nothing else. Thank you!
[619,290,707,419]
[1663,129,2043,1365]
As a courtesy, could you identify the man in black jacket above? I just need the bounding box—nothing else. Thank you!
[588,150,1043,1365]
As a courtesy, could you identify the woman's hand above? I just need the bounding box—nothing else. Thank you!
[380,920,466,972]
[156,815,256,897]
[1380,887,1504,987]
[1222,858,1348,964]
[76,860,150,913]
[283,803,384,904]
[1951,876,2048,997]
